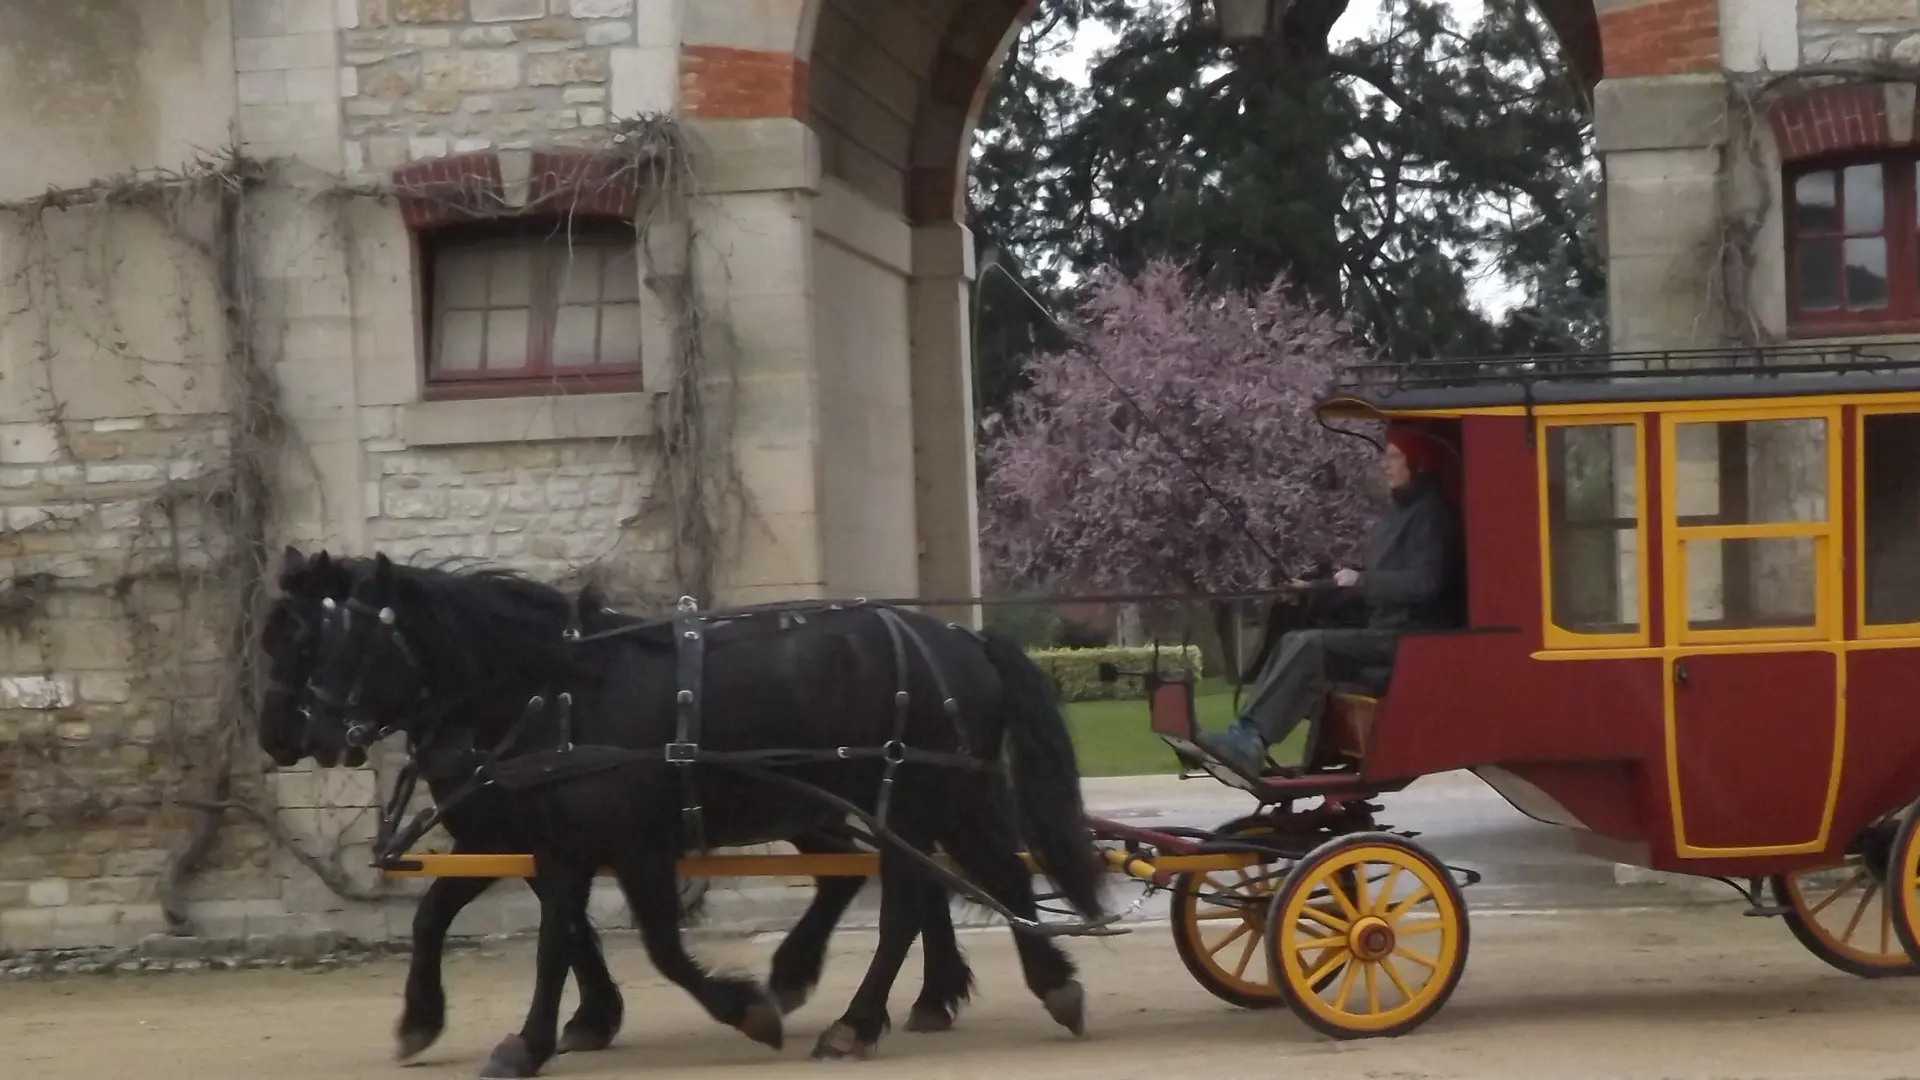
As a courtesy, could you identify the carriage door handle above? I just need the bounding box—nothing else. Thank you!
[1674,661,1688,688]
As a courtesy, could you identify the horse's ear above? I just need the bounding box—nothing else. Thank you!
[371,552,394,592]
[281,545,305,575]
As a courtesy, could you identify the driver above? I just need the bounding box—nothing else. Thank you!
[1192,423,1463,775]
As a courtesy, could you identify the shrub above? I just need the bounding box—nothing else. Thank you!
[1029,645,1204,702]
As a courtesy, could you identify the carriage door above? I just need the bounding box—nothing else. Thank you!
[1660,409,1843,858]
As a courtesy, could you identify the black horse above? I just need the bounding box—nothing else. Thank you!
[303,553,1106,1077]
[257,549,982,1066]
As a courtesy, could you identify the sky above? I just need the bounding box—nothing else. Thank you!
[1037,0,1521,317]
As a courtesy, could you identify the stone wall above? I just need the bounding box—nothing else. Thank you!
[1800,0,1920,64]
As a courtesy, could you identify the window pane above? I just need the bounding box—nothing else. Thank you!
[488,249,535,306]
[599,302,642,366]
[1685,536,1818,632]
[602,245,641,302]
[1794,171,1838,232]
[483,309,530,371]
[434,310,485,373]
[551,306,600,367]
[1862,413,1920,625]
[436,249,490,309]
[553,247,604,305]
[1795,239,1842,310]
[1844,163,1885,233]
[1672,417,1828,525]
[1545,424,1640,636]
[1845,235,1889,309]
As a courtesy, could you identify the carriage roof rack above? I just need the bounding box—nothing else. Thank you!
[1324,337,1920,412]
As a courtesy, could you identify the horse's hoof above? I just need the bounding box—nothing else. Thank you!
[738,996,786,1050]
[395,1023,441,1062]
[557,1022,616,1054]
[1043,981,1087,1038]
[478,1034,543,1079]
[903,1003,955,1033]
[773,983,811,1015]
[810,1022,876,1061]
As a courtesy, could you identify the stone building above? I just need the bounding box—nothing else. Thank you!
[0,0,1025,951]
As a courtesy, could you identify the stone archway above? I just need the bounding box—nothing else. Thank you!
[675,1,1036,618]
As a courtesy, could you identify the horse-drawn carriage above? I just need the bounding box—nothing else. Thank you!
[265,340,1920,1072]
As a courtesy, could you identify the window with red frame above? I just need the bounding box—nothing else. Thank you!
[1787,156,1920,329]
[422,217,643,396]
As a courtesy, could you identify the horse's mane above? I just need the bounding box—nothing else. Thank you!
[384,561,588,692]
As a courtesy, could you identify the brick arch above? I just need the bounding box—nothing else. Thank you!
[796,0,1034,224]
[1768,83,1918,165]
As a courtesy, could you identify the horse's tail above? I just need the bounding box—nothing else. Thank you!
[976,628,1108,919]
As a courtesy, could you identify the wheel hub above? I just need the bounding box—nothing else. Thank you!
[1348,915,1395,961]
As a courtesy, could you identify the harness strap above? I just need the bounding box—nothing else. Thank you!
[670,596,707,853]
[372,694,550,868]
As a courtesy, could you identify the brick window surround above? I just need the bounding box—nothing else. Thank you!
[392,150,648,400]
[1773,85,1920,336]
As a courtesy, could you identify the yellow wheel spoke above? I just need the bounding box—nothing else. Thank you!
[1304,947,1349,987]
[1206,921,1252,959]
[1326,872,1362,921]
[1396,944,1439,971]
[1300,903,1351,934]
[1349,869,1370,915]
[1292,933,1343,956]
[1842,882,1873,945]
[1381,955,1416,1000]
[1363,960,1381,1015]
[1807,870,1864,917]
[1373,865,1403,916]
[1395,919,1444,936]
[1385,885,1434,923]
[1231,930,1259,979]
[1332,955,1360,1013]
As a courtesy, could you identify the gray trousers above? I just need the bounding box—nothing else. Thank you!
[1238,628,1400,745]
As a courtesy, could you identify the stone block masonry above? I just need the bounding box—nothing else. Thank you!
[344,0,642,172]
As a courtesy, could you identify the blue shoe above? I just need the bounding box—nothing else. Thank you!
[1192,720,1270,776]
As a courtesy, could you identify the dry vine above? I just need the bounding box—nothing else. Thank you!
[0,113,740,936]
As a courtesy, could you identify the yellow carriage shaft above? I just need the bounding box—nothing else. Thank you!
[381,848,1263,880]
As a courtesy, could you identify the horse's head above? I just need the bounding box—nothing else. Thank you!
[259,546,366,768]
[308,551,432,747]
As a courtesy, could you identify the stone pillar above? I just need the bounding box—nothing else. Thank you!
[1594,74,1729,353]
[686,117,830,605]
[909,223,983,627]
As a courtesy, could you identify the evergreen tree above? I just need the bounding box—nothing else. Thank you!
[966,0,1604,419]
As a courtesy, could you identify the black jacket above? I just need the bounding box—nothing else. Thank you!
[1359,471,1464,632]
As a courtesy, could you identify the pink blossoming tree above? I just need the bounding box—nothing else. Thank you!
[980,260,1384,597]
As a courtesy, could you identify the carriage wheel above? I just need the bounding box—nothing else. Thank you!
[1883,802,1920,965]
[1264,831,1468,1039]
[1772,819,1916,978]
[1169,816,1291,1009]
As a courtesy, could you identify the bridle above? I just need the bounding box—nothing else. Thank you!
[309,592,431,749]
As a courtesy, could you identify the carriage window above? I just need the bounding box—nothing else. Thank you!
[1544,423,1641,639]
[1862,412,1920,627]
[1672,416,1830,634]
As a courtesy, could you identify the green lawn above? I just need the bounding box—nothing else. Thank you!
[1064,677,1307,777]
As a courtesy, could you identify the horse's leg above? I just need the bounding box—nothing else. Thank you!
[550,874,625,1054]
[398,874,499,1060]
[812,842,934,1060]
[767,831,871,1015]
[611,845,785,1049]
[479,860,595,1080]
[938,788,1087,1039]
[903,875,974,1033]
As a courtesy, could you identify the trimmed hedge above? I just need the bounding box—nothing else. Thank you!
[1029,645,1205,703]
